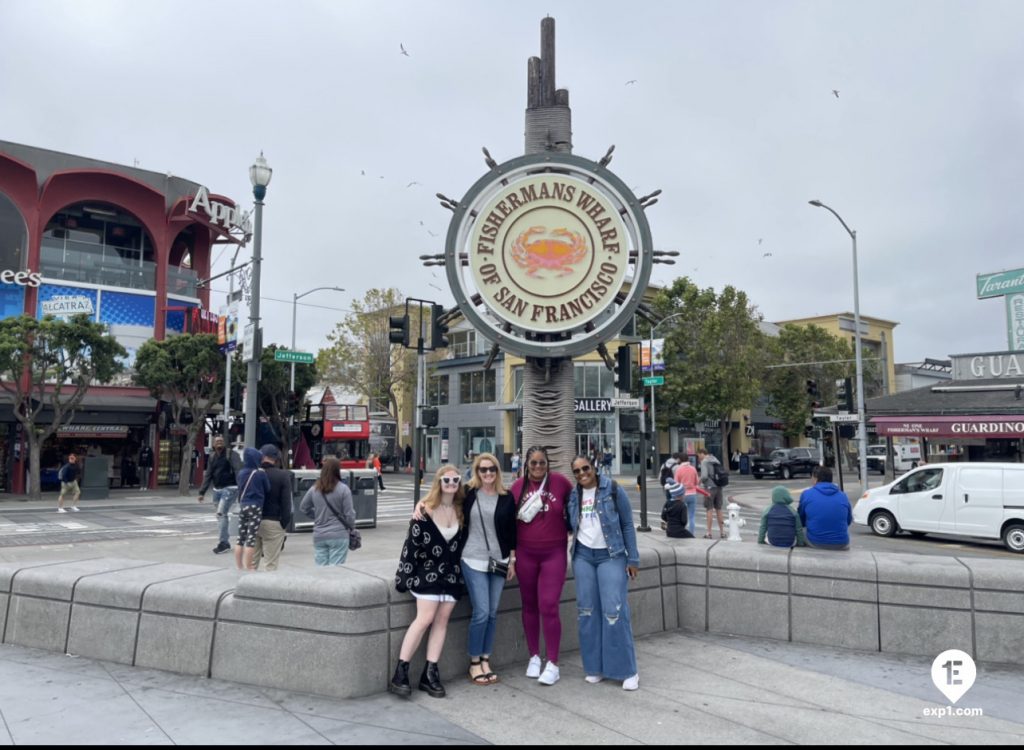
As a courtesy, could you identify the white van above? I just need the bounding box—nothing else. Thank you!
[864,443,922,474]
[852,463,1024,552]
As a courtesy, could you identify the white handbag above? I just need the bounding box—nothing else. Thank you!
[516,476,548,523]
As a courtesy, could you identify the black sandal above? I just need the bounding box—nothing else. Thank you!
[480,657,499,684]
[469,658,490,685]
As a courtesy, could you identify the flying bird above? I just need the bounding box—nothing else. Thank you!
[428,282,443,292]
[419,220,424,226]
[427,230,438,237]
[360,170,365,176]
[625,80,637,85]
[757,238,763,245]
[832,89,840,98]
[400,43,410,57]
[406,181,421,188]
[762,252,773,258]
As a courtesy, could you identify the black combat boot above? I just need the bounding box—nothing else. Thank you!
[388,659,411,697]
[418,660,446,698]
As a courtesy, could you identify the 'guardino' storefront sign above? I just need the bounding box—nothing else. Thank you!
[446,153,653,359]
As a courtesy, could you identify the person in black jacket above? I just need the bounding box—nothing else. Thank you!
[138,443,154,491]
[197,436,242,554]
[57,453,81,513]
[389,464,468,699]
[253,444,294,571]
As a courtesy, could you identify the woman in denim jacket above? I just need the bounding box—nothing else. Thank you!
[566,453,641,691]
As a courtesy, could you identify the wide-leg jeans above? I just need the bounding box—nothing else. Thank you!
[572,544,638,681]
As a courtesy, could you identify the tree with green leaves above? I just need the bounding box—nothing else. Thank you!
[250,343,318,460]
[0,314,126,500]
[650,278,770,457]
[316,288,415,417]
[762,324,856,440]
[134,334,223,495]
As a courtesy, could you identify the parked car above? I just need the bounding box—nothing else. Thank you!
[852,462,1024,552]
[864,443,922,474]
[750,448,821,480]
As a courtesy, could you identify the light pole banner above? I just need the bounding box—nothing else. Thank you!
[1008,293,1024,351]
[641,338,665,372]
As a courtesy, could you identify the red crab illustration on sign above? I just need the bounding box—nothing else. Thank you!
[510,226,588,276]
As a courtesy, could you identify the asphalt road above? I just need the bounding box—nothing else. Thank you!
[0,471,1019,563]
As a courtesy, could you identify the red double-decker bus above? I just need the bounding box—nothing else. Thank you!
[305,403,371,470]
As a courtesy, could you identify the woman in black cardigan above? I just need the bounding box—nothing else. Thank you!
[390,464,468,699]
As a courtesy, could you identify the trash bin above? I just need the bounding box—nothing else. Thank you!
[288,468,378,532]
[739,454,750,475]
[80,455,111,500]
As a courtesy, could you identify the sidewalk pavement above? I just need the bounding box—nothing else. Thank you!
[2,628,1022,744]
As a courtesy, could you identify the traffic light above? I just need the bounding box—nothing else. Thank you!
[430,304,449,350]
[388,314,410,347]
[285,390,300,418]
[836,377,853,412]
[804,423,815,438]
[421,407,439,427]
[619,413,640,432]
[615,344,632,391]
[805,379,818,397]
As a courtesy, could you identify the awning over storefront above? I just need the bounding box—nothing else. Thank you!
[871,415,1024,437]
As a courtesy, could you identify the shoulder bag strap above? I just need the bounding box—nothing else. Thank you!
[322,487,353,531]
[474,492,493,555]
[238,469,257,498]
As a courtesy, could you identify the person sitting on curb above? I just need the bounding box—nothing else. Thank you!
[798,466,852,550]
[661,480,694,538]
[757,486,807,548]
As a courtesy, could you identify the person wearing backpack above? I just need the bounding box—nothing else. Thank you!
[197,436,242,554]
[56,453,81,513]
[696,448,727,539]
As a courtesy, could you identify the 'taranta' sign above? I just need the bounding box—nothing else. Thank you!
[977,267,1024,299]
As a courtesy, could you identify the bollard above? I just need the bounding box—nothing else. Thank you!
[726,499,745,541]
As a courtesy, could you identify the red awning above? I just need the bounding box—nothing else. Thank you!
[871,415,1024,437]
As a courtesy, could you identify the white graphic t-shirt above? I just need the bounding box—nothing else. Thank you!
[576,487,607,549]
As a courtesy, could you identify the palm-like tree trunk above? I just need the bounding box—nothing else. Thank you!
[522,359,575,476]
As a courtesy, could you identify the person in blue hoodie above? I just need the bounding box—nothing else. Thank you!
[797,467,852,550]
[758,486,807,547]
[234,447,271,571]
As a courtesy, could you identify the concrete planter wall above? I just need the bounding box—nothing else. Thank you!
[1,543,1021,699]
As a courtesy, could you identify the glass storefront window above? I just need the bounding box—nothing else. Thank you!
[574,362,615,398]
[459,370,496,403]
[0,189,28,318]
[459,427,496,460]
[426,373,449,405]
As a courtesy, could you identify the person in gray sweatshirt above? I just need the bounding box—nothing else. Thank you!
[299,456,356,566]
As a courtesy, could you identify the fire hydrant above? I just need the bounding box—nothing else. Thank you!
[726,500,745,541]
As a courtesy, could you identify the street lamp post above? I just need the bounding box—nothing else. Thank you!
[290,286,344,391]
[648,312,686,470]
[809,199,869,495]
[245,153,272,449]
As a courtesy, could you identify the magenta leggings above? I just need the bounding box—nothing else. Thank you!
[515,543,568,664]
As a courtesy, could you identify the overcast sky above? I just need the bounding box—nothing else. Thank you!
[3,0,1022,364]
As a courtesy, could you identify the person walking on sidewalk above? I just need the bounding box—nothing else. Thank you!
[372,452,386,491]
[567,454,641,691]
[509,445,574,686]
[138,443,153,491]
[198,436,242,554]
[673,453,700,534]
[300,456,356,566]
[234,447,270,571]
[697,448,727,539]
[56,453,81,513]
[390,464,468,699]
[253,444,293,571]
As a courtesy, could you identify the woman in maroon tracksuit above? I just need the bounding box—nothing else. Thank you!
[508,445,574,686]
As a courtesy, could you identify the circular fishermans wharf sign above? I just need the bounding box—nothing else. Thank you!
[446,153,653,358]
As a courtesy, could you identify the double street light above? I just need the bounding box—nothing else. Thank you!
[244,153,272,449]
[290,286,345,391]
[808,199,869,495]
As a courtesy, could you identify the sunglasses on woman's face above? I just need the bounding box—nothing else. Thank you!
[528,460,547,467]
[478,466,497,474]
[441,476,461,486]
[572,465,593,475]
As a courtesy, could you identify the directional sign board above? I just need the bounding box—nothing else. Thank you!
[274,350,314,364]
[642,376,665,386]
[611,397,642,409]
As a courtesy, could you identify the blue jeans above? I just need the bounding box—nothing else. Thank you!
[685,494,698,534]
[572,544,638,681]
[314,537,350,566]
[213,486,238,545]
[463,564,506,657]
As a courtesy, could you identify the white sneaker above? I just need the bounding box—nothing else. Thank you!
[585,675,604,684]
[71,507,80,512]
[623,674,639,691]
[537,662,560,686]
[56,508,67,513]
[525,654,542,678]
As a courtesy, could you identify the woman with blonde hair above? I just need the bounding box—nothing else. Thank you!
[390,464,468,699]
[460,452,517,684]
